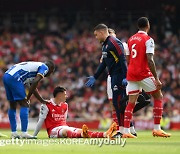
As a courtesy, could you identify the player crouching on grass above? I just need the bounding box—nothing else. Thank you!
[33,86,117,139]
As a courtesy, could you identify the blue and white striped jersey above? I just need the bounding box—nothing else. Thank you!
[5,62,49,84]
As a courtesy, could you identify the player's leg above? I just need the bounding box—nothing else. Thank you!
[56,123,117,139]
[111,74,126,130]
[82,122,117,138]
[133,92,151,113]
[107,75,120,131]
[50,126,82,138]
[123,81,140,138]
[8,77,32,138]
[3,73,20,138]
[141,77,171,137]
[18,99,33,138]
[151,90,171,137]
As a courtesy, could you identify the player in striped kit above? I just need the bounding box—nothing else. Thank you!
[3,61,55,138]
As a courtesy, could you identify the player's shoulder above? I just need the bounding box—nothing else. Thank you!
[108,36,124,50]
[108,36,121,44]
[63,102,68,107]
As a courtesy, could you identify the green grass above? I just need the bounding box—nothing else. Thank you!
[0,130,180,154]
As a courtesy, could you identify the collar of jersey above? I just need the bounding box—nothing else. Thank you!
[102,36,110,45]
[138,30,148,35]
[50,98,61,106]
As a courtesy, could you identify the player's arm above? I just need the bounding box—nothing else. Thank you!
[26,74,43,101]
[94,59,107,79]
[33,88,48,104]
[123,42,130,65]
[33,104,49,137]
[146,38,162,90]
[64,104,68,120]
[85,59,106,87]
[147,53,158,79]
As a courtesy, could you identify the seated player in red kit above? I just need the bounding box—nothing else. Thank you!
[33,86,117,138]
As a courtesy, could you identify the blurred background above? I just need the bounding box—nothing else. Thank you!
[0,0,179,130]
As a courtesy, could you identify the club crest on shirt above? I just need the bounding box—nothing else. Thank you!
[113,85,118,91]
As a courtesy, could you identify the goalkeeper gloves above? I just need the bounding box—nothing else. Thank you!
[85,76,96,87]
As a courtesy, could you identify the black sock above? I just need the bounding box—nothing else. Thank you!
[133,94,150,113]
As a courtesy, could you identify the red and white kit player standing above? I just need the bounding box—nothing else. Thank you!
[123,17,171,138]
[33,86,117,138]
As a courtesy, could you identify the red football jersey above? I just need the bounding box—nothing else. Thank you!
[41,100,68,136]
[126,31,155,81]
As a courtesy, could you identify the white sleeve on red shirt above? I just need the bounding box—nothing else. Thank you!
[123,42,130,55]
[33,104,49,137]
[64,103,68,120]
[146,38,155,54]
[39,104,49,119]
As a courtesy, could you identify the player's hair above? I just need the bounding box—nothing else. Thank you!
[108,28,115,34]
[94,24,108,31]
[53,86,66,97]
[45,60,55,70]
[137,17,149,29]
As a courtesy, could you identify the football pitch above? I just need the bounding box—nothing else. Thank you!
[0,130,179,154]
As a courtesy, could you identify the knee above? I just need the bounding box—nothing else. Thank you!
[19,100,29,108]
[9,102,17,110]
[62,129,68,137]
[152,91,163,100]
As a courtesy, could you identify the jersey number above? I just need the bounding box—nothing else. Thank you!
[131,44,137,58]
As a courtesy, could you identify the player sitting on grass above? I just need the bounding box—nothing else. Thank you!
[33,86,117,139]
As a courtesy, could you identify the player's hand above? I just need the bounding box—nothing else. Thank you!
[155,78,162,90]
[85,76,96,87]
[122,78,128,86]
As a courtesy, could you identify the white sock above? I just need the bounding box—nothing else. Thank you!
[154,124,161,130]
[130,126,136,134]
[124,128,130,134]
[21,132,27,134]
[12,131,17,134]
[119,126,124,134]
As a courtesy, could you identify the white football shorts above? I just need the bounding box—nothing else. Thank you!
[50,126,79,138]
[127,77,157,95]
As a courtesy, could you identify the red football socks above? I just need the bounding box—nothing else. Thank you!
[66,130,81,138]
[153,99,163,124]
[124,102,135,128]
[88,131,104,138]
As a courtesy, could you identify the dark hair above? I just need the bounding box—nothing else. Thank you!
[53,86,66,97]
[94,23,108,31]
[137,17,149,29]
[45,60,55,70]
[108,28,115,34]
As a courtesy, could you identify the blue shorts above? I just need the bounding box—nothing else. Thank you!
[3,73,26,102]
